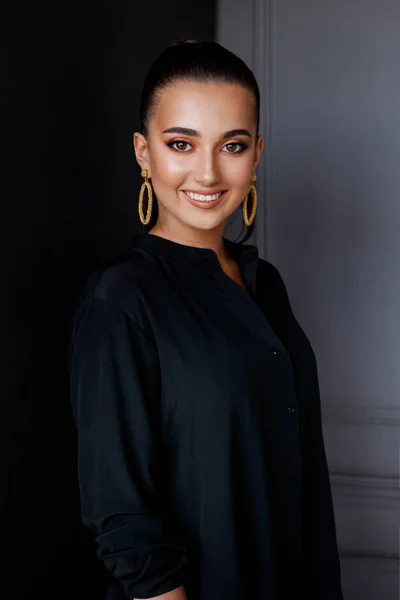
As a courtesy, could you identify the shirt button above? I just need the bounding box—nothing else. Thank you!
[272,348,281,356]
[287,406,296,413]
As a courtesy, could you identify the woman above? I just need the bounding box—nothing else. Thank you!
[69,40,344,600]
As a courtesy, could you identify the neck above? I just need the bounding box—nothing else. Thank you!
[147,223,233,264]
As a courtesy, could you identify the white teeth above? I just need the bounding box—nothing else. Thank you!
[185,191,222,202]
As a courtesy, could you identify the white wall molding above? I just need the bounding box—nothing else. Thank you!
[341,555,400,570]
[323,404,400,427]
[331,473,400,506]
[331,473,399,560]
[340,555,399,600]
[252,0,273,260]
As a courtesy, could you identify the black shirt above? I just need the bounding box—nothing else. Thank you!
[68,233,343,600]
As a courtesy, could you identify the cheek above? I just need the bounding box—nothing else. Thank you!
[150,146,188,185]
[222,155,254,187]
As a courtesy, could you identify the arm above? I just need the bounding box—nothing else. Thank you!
[69,294,188,599]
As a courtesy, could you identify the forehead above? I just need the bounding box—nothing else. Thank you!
[151,80,256,132]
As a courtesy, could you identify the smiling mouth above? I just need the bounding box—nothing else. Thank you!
[183,191,225,202]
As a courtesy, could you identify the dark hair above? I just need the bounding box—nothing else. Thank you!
[139,40,260,244]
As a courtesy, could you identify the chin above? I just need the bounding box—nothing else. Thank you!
[181,216,226,232]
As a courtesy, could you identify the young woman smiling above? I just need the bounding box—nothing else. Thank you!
[69,40,344,600]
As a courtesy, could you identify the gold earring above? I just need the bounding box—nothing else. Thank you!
[138,169,153,225]
[242,173,257,226]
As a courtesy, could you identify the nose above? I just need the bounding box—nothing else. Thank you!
[193,147,220,187]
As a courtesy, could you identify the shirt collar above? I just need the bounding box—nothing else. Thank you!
[130,232,259,266]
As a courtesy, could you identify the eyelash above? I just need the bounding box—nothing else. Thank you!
[167,140,248,154]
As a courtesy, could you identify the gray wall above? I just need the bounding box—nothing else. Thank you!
[218,1,400,598]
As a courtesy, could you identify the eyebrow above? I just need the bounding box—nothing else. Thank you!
[161,127,252,139]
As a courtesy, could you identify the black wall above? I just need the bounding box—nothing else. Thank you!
[2,3,215,598]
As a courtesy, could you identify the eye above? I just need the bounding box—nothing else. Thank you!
[168,140,192,152]
[222,142,248,154]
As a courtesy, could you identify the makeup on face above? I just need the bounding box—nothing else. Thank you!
[141,81,262,229]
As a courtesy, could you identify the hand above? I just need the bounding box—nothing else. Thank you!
[134,585,188,600]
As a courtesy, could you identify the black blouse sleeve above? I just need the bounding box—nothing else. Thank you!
[259,261,343,599]
[68,294,188,599]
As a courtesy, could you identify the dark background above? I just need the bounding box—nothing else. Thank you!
[2,3,215,598]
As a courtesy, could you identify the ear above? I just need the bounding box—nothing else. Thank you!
[253,135,264,170]
[133,132,150,175]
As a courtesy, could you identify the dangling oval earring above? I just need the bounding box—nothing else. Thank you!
[138,169,153,225]
[242,173,257,226]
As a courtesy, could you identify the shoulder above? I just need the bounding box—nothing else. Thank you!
[257,257,287,290]
[256,257,294,313]
[77,245,157,304]
[71,245,160,333]
[69,246,161,364]
[257,257,280,277]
